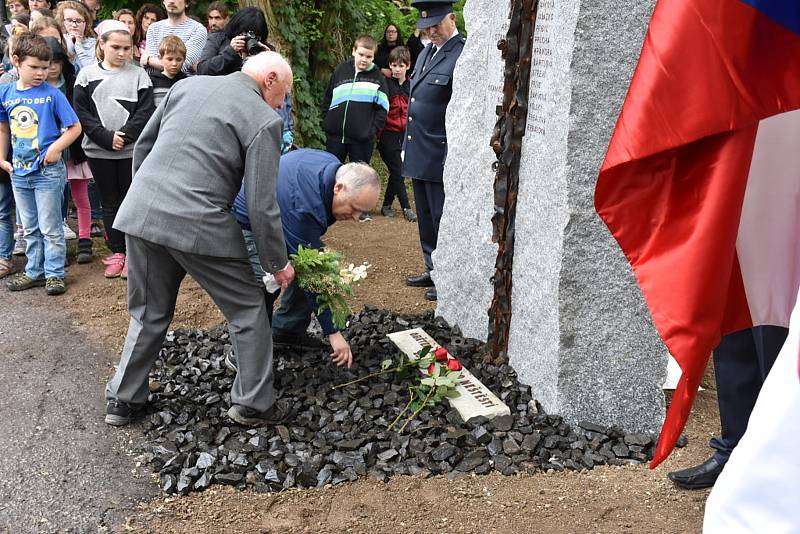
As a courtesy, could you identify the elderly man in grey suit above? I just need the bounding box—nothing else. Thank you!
[104,51,295,428]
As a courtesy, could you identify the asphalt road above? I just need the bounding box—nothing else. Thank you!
[0,285,156,533]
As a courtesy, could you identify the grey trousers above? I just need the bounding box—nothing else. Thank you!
[106,235,276,412]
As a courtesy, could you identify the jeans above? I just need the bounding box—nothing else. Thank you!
[88,179,102,220]
[0,179,13,260]
[11,161,67,278]
[241,228,278,324]
[271,279,313,336]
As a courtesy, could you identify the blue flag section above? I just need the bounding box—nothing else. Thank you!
[740,0,800,33]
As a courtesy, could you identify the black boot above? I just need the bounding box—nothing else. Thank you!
[77,238,93,264]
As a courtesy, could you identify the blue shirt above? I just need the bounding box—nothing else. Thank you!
[0,82,79,176]
[232,149,340,334]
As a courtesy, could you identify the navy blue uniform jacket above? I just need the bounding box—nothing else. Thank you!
[401,35,465,182]
[232,149,341,334]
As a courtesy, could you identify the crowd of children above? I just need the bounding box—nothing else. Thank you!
[0,1,426,295]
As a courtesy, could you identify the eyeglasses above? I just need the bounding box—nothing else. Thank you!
[64,18,86,25]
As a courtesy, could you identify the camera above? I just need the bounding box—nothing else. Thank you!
[243,31,262,56]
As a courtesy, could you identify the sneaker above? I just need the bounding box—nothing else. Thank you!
[0,258,15,279]
[380,206,395,217]
[63,221,77,240]
[272,331,329,350]
[358,212,372,222]
[76,239,93,264]
[7,273,46,291]
[227,403,287,427]
[12,237,25,256]
[120,260,128,280]
[403,208,417,222]
[45,276,66,295]
[224,351,238,372]
[90,222,104,238]
[105,400,140,426]
[103,253,125,278]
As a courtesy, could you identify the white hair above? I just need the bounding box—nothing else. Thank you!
[242,51,292,81]
[335,162,380,194]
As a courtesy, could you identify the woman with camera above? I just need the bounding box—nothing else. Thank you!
[195,7,269,76]
[196,7,294,153]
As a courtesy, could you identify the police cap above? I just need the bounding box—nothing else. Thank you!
[411,0,456,29]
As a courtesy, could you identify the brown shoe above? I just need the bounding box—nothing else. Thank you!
[0,258,16,279]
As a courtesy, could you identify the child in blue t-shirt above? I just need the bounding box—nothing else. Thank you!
[0,33,81,295]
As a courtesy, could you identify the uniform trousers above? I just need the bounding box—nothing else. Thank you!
[703,310,800,532]
[106,235,277,412]
[710,325,788,464]
[411,178,445,272]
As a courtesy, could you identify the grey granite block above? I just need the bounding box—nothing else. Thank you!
[434,0,665,433]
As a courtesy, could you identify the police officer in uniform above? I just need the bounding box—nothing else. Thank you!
[402,0,465,301]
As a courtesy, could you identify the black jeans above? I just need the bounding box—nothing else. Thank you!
[378,131,410,209]
[325,138,374,164]
[87,158,132,254]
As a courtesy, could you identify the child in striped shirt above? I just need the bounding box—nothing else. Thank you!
[138,0,206,75]
[149,35,186,107]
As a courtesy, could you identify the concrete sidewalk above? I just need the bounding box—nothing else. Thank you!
[0,286,156,533]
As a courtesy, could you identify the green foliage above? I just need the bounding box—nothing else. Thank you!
[289,245,353,329]
[101,0,467,146]
[269,0,466,147]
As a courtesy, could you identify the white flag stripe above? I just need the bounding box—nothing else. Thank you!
[736,109,800,328]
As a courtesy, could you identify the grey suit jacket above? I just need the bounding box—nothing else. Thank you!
[114,72,287,274]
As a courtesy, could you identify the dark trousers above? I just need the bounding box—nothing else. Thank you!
[710,325,788,464]
[88,179,102,220]
[325,138,374,164]
[87,158,132,254]
[271,279,312,336]
[378,131,410,209]
[412,178,445,272]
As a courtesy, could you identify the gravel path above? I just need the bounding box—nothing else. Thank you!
[0,286,156,533]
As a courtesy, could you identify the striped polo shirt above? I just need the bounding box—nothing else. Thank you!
[145,18,208,74]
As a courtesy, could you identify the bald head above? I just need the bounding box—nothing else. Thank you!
[242,51,293,108]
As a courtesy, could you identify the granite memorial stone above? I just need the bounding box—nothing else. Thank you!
[433,0,667,433]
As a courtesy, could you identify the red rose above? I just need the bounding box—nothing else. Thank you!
[434,347,449,362]
[446,359,462,372]
[427,363,437,375]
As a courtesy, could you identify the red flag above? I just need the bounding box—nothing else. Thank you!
[595,0,800,468]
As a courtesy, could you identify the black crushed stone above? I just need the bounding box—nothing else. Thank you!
[136,307,671,495]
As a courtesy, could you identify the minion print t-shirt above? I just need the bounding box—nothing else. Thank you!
[0,82,79,176]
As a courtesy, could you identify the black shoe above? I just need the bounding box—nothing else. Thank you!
[272,331,328,350]
[358,212,372,222]
[406,272,433,287]
[667,456,724,489]
[224,351,238,372]
[77,239,93,264]
[380,206,395,217]
[424,287,437,301]
[105,400,140,426]
[227,403,287,427]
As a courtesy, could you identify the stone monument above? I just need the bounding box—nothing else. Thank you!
[432,0,667,433]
